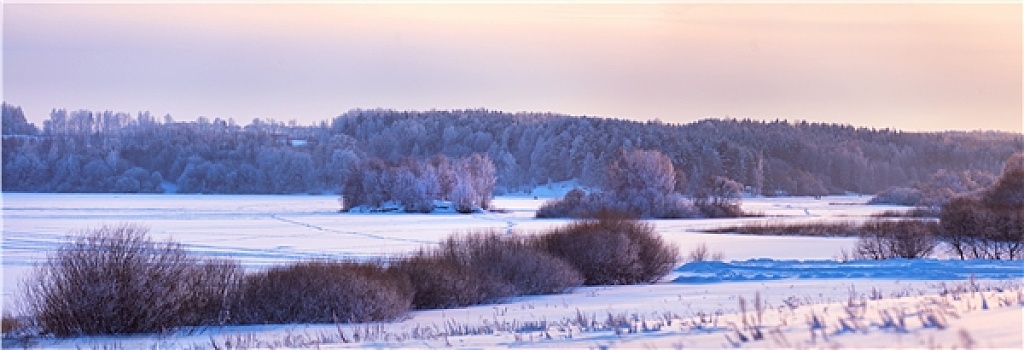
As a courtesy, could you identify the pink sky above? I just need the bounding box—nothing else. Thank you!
[3,3,1021,132]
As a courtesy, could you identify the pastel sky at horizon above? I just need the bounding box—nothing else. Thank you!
[3,2,1022,132]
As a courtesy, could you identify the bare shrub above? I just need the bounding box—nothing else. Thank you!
[533,214,679,285]
[700,221,862,237]
[185,259,245,326]
[392,231,584,309]
[687,242,725,262]
[23,224,238,336]
[855,220,938,259]
[391,251,511,309]
[440,232,583,295]
[695,202,745,219]
[232,260,412,324]
[871,207,940,218]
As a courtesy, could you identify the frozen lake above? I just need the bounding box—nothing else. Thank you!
[2,193,893,310]
[5,193,1021,349]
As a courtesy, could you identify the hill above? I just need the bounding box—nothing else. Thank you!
[3,104,1020,196]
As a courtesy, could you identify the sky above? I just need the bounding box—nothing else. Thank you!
[2,1,1022,132]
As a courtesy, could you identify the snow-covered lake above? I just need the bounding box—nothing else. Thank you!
[2,193,1021,348]
[1,193,895,309]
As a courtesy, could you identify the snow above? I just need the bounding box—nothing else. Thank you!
[505,180,589,198]
[12,276,1022,349]
[2,193,1022,348]
[673,258,1024,283]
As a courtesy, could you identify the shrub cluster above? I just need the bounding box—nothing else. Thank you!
[535,188,594,218]
[23,224,241,336]
[871,207,941,218]
[693,201,746,218]
[536,188,700,219]
[391,250,509,309]
[938,153,1024,260]
[855,220,939,259]
[940,197,1023,260]
[22,218,680,336]
[700,221,864,237]
[686,242,726,262]
[693,175,746,218]
[534,214,680,285]
[393,231,587,309]
[703,219,942,260]
[231,261,413,324]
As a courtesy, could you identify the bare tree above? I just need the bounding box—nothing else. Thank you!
[856,220,938,260]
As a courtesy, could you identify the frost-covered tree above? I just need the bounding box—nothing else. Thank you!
[327,149,359,188]
[870,169,997,207]
[540,149,699,219]
[341,154,496,213]
[449,177,477,213]
[460,153,497,209]
[606,149,676,200]
[2,151,48,190]
[2,103,38,135]
[603,149,699,218]
[3,103,1019,196]
[694,175,745,217]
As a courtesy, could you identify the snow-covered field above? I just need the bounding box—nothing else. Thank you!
[2,193,1021,348]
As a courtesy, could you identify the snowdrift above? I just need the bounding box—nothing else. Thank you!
[673,258,1024,283]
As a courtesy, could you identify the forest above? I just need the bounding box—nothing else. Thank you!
[2,103,1020,198]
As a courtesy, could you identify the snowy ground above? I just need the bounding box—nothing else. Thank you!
[2,193,1021,348]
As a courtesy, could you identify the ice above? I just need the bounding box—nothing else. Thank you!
[0,193,921,308]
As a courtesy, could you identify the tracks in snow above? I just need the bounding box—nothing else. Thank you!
[269,214,437,245]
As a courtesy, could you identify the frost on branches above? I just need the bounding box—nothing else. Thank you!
[341,153,496,213]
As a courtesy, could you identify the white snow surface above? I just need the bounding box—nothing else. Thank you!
[673,259,1024,283]
[2,193,1022,348]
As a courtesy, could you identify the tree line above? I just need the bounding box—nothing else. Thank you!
[3,103,1020,197]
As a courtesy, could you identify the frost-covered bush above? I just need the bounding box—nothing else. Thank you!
[534,215,679,285]
[24,224,241,336]
[232,261,412,324]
